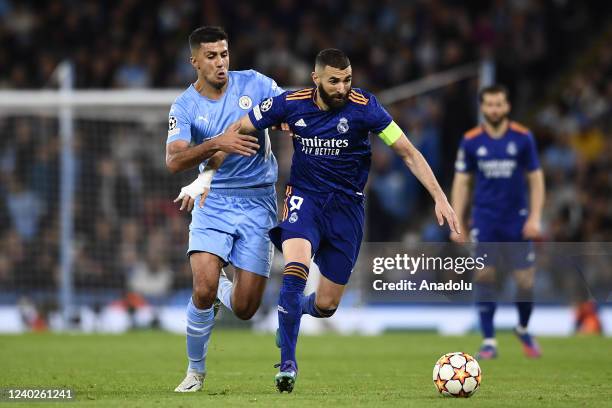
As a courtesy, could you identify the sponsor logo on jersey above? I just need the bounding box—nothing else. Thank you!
[477,159,517,178]
[476,146,488,157]
[238,95,253,110]
[295,135,349,156]
[295,118,307,127]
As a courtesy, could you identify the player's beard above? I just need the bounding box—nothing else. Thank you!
[208,75,227,90]
[318,84,349,109]
[483,112,507,129]
[203,69,228,90]
[212,80,226,90]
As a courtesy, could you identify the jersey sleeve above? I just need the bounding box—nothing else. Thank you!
[166,101,192,144]
[366,94,393,134]
[455,138,476,173]
[255,71,284,98]
[522,133,541,171]
[365,94,399,145]
[248,92,288,130]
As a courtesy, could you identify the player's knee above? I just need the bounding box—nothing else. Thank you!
[316,306,337,318]
[192,286,216,310]
[231,295,261,320]
[516,276,534,292]
[315,298,339,317]
[234,308,256,320]
[233,302,260,321]
[474,267,496,284]
[514,269,535,291]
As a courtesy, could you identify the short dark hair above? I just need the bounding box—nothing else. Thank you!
[189,26,228,50]
[315,48,351,70]
[479,84,509,103]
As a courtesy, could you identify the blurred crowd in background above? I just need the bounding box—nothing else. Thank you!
[1,0,592,92]
[0,0,611,307]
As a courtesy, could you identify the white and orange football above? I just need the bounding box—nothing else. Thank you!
[433,352,481,397]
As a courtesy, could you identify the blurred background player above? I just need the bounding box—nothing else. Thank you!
[223,48,460,392]
[450,85,546,359]
[164,26,283,392]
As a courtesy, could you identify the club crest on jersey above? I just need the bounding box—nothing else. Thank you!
[289,212,299,223]
[506,141,517,156]
[337,117,349,134]
[239,95,252,110]
[260,98,273,112]
[476,146,488,157]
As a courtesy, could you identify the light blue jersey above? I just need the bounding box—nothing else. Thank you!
[167,69,282,188]
[167,69,282,277]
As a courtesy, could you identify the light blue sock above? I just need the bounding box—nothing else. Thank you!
[186,297,215,374]
[217,271,233,312]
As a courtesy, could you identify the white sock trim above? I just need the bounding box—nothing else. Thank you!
[515,324,528,334]
[483,338,497,347]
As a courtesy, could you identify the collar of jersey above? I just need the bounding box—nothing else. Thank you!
[190,72,233,103]
[481,123,510,141]
[312,88,323,111]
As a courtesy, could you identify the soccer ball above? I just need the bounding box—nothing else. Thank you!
[433,352,481,397]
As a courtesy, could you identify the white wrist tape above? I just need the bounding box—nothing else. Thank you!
[178,169,215,200]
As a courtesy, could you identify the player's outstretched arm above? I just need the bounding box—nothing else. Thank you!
[225,114,292,136]
[165,124,260,174]
[389,134,461,234]
[523,169,545,239]
[450,172,473,243]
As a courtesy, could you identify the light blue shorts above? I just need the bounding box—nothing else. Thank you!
[188,185,277,278]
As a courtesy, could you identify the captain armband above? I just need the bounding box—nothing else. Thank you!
[377,121,403,146]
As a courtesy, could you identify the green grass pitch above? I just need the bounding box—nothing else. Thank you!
[1,330,610,407]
